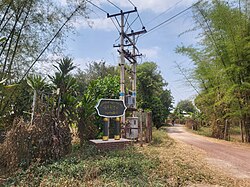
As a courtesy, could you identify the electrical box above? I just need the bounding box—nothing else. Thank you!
[126,117,138,139]
[125,95,135,109]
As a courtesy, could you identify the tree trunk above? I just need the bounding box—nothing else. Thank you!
[244,115,250,143]
[224,119,230,141]
[240,120,244,143]
[30,90,36,125]
[77,121,85,146]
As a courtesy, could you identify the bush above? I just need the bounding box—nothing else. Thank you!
[0,114,72,175]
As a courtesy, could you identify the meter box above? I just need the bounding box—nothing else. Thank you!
[125,95,135,109]
[126,117,138,139]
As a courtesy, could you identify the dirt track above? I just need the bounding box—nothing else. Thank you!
[167,124,250,179]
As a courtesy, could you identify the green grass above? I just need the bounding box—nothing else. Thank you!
[193,125,243,142]
[195,126,212,137]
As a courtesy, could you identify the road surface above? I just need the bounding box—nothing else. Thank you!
[167,124,250,179]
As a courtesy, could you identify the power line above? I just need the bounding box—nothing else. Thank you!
[144,0,202,36]
[110,17,120,33]
[137,11,144,28]
[127,0,136,8]
[86,0,108,14]
[145,0,184,25]
[107,0,122,11]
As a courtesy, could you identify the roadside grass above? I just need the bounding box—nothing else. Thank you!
[144,128,243,187]
[192,125,243,142]
[4,144,159,187]
[2,128,249,186]
[192,126,212,137]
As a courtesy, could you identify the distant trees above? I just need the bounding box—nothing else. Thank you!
[176,0,250,142]
[175,100,197,114]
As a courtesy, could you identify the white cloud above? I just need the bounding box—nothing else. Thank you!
[140,46,160,59]
[96,0,197,13]
[58,0,197,14]
[73,18,115,31]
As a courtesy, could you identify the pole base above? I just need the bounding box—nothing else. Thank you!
[102,136,109,141]
[114,135,120,140]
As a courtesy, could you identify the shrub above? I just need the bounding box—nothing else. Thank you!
[0,113,71,175]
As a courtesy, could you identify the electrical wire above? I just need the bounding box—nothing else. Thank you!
[126,0,145,29]
[124,13,133,32]
[107,0,122,11]
[110,17,120,33]
[145,0,184,25]
[127,0,136,8]
[137,12,144,28]
[126,14,139,31]
[86,0,108,14]
[144,0,202,36]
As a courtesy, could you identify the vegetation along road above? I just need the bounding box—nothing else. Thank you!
[167,124,250,179]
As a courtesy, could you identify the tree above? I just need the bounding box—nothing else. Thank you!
[176,0,250,141]
[0,0,88,128]
[137,62,173,128]
[175,100,197,114]
[74,61,118,94]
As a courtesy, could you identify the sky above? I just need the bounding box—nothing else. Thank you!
[58,0,200,106]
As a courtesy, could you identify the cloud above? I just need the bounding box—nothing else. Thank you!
[58,0,197,13]
[96,0,197,13]
[140,46,160,59]
[72,18,115,31]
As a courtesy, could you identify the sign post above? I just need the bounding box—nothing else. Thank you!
[96,99,127,141]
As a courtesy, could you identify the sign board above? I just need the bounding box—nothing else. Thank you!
[95,99,127,118]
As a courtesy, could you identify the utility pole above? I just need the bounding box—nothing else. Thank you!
[108,9,137,124]
[107,9,146,124]
[127,29,146,112]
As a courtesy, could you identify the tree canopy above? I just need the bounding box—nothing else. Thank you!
[137,62,173,128]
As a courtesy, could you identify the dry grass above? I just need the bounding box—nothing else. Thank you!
[2,128,250,186]
[139,129,250,187]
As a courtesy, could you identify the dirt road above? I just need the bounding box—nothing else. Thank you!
[167,124,250,179]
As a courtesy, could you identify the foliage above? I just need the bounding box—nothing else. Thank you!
[75,61,118,93]
[0,0,88,127]
[137,62,173,128]
[49,57,77,121]
[76,93,99,145]
[0,0,87,81]
[175,100,197,114]
[26,75,47,125]
[3,130,243,187]
[176,0,250,142]
[0,114,72,175]
[87,75,120,100]
[4,146,159,186]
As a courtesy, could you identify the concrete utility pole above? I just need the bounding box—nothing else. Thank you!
[127,29,146,112]
[107,9,146,124]
[108,9,136,124]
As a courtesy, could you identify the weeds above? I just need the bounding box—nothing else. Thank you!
[4,145,159,186]
[3,129,248,186]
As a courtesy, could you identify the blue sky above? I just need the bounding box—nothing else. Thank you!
[59,0,199,106]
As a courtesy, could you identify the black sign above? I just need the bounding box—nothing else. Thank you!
[95,99,127,118]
